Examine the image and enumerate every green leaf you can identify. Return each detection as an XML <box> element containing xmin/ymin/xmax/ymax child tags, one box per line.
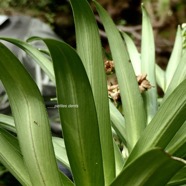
<box><xmin>0</xmin><ymin>114</ymin><xmax>16</xmax><ymax>133</ymax></box>
<box><xmin>165</xmin><ymin>26</ymin><xmax>183</xmax><ymax>91</ymax></box>
<box><xmin>165</xmin><ymin>121</ymin><xmax>186</xmax><ymax>158</ymax></box>
<box><xmin>43</xmin><ymin>39</ymin><xmax>104</xmax><ymax>186</ymax></box>
<box><xmin>52</xmin><ymin>137</ymin><xmax>70</xmax><ymax>169</ymax></box>
<box><xmin>163</xmin><ymin>50</ymin><xmax>186</xmax><ymax>101</ymax></box>
<box><xmin>0</xmin><ymin>127</ymin><xmax>20</xmax><ymax>153</ymax></box>
<box><xmin>0</xmin><ymin>115</ymin><xmax>72</xmax><ymax>173</ymax></box>
<box><xmin>167</xmin><ymin>166</ymin><xmax>186</xmax><ymax>186</ymax></box>
<box><xmin>156</xmin><ymin>64</ymin><xmax>165</xmax><ymax>92</ymax></box>
<box><xmin>0</xmin><ymin>128</ymin><xmax>73</xmax><ymax>186</ymax></box>
<box><xmin>0</xmin><ymin>163</ymin><xmax>8</xmax><ymax>176</ymax></box>
<box><xmin>122</xmin><ymin>32</ymin><xmax>165</xmax><ymax>96</ymax></box>
<box><xmin>110</xmin><ymin>148</ymin><xmax>185</xmax><ymax>186</ymax></box>
<box><xmin>0</xmin><ymin>37</ymin><xmax>55</xmax><ymax>83</ymax></box>
<box><xmin>0</xmin><ymin>128</ymin><xmax>31</xmax><ymax>186</ymax></box>
<box><xmin>59</xmin><ymin>172</ymin><xmax>74</xmax><ymax>186</ymax></box>
<box><xmin>109</xmin><ymin>100</ymin><xmax>126</xmax><ymax>143</ymax></box>
<box><xmin>69</xmin><ymin>0</ymin><xmax>115</xmax><ymax>183</ymax></box>
<box><xmin>113</xmin><ymin>141</ymin><xmax>124</xmax><ymax>176</ymax></box>
<box><xmin>126</xmin><ymin>79</ymin><xmax>186</xmax><ymax>164</ymax></box>
<box><xmin>121</xmin><ymin>32</ymin><xmax>141</xmax><ymax>75</ymax></box>
<box><xmin>141</xmin><ymin>4</ymin><xmax>158</xmax><ymax>123</ymax></box>
<box><xmin>94</xmin><ymin>1</ymin><xmax>146</xmax><ymax>152</ymax></box>
<box><xmin>0</xmin><ymin>43</ymin><xmax>62</xmax><ymax>185</ymax></box>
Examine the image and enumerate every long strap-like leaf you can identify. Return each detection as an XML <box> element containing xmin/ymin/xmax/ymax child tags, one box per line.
<box><xmin>43</xmin><ymin>39</ymin><xmax>104</xmax><ymax>186</ymax></box>
<box><xmin>0</xmin><ymin>37</ymin><xmax>55</xmax><ymax>82</ymax></box>
<box><xmin>141</xmin><ymin>4</ymin><xmax>158</xmax><ymax>123</ymax></box>
<box><xmin>111</xmin><ymin>148</ymin><xmax>185</xmax><ymax>186</ymax></box>
<box><xmin>0</xmin><ymin>116</ymin><xmax>74</xmax><ymax>186</ymax></box>
<box><xmin>126</xmin><ymin>79</ymin><xmax>186</xmax><ymax>164</ymax></box>
<box><xmin>0</xmin><ymin>43</ymin><xmax>62</xmax><ymax>185</ymax></box>
<box><xmin>69</xmin><ymin>0</ymin><xmax>115</xmax><ymax>184</ymax></box>
<box><xmin>165</xmin><ymin>26</ymin><xmax>183</xmax><ymax>91</ymax></box>
<box><xmin>0</xmin><ymin>128</ymin><xmax>31</xmax><ymax>186</ymax></box>
<box><xmin>94</xmin><ymin>1</ymin><xmax>146</xmax><ymax>152</ymax></box>
<box><xmin>167</xmin><ymin>166</ymin><xmax>186</xmax><ymax>186</ymax></box>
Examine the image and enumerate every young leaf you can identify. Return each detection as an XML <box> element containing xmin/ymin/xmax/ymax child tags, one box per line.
<box><xmin>141</xmin><ymin>4</ymin><xmax>158</xmax><ymax>123</ymax></box>
<box><xmin>165</xmin><ymin>26</ymin><xmax>183</xmax><ymax>91</ymax></box>
<box><xmin>163</xmin><ymin>50</ymin><xmax>186</xmax><ymax>101</ymax></box>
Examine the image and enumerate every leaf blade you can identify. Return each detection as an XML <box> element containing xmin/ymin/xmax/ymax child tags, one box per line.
<box><xmin>0</xmin><ymin>128</ymin><xmax>31</xmax><ymax>186</ymax></box>
<box><xmin>165</xmin><ymin>26</ymin><xmax>183</xmax><ymax>91</ymax></box>
<box><xmin>44</xmin><ymin>39</ymin><xmax>105</xmax><ymax>186</ymax></box>
<box><xmin>69</xmin><ymin>0</ymin><xmax>115</xmax><ymax>183</ymax></box>
<box><xmin>0</xmin><ymin>114</ymin><xmax>16</xmax><ymax>133</ymax></box>
<box><xmin>0</xmin><ymin>43</ymin><xmax>62</xmax><ymax>185</ymax></box>
<box><xmin>109</xmin><ymin>100</ymin><xmax>126</xmax><ymax>143</ymax></box>
<box><xmin>94</xmin><ymin>1</ymin><xmax>146</xmax><ymax>152</ymax></box>
<box><xmin>165</xmin><ymin>121</ymin><xmax>186</xmax><ymax>158</ymax></box>
<box><xmin>141</xmin><ymin>4</ymin><xmax>158</xmax><ymax>123</ymax></box>
<box><xmin>122</xmin><ymin>32</ymin><xmax>141</xmax><ymax>75</ymax></box>
<box><xmin>163</xmin><ymin>50</ymin><xmax>186</xmax><ymax>101</ymax></box>
<box><xmin>167</xmin><ymin>166</ymin><xmax>186</xmax><ymax>186</ymax></box>
<box><xmin>0</xmin><ymin>37</ymin><xmax>55</xmax><ymax>82</ymax></box>
<box><xmin>126</xmin><ymin>79</ymin><xmax>186</xmax><ymax>164</ymax></box>
<box><xmin>111</xmin><ymin>148</ymin><xmax>185</xmax><ymax>186</ymax></box>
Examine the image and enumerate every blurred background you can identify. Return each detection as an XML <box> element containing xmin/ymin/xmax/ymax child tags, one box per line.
<box><xmin>0</xmin><ymin>0</ymin><xmax>186</xmax><ymax>68</ymax></box>
<box><xmin>0</xmin><ymin>0</ymin><xmax>186</xmax><ymax>185</ymax></box>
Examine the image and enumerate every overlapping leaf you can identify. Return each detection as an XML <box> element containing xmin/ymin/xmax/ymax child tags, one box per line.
<box><xmin>0</xmin><ymin>43</ymin><xmax>62</xmax><ymax>185</ymax></box>
<box><xmin>69</xmin><ymin>0</ymin><xmax>115</xmax><ymax>183</ymax></box>
<box><xmin>0</xmin><ymin>37</ymin><xmax>55</xmax><ymax>82</ymax></box>
<box><xmin>165</xmin><ymin>26</ymin><xmax>183</xmax><ymax>91</ymax></box>
<box><xmin>43</xmin><ymin>39</ymin><xmax>104</xmax><ymax>186</ymax></box>
<box><xmin>0</xmin><ymin>128</ymin><xmax>31</xmax><ymax>186</ymax></box>
<box><xmin>126</xmin><ymin>79</ymin><xmax>186</xmax><ymax>164</ymax></box>
<box><xmin>111</xmin><ymin>148</ymin><xmax>185</xmax><ymax>186</ymax></box>
<box><xmin>141</xmin><ymin>4</ymin><xmax>158</xmax><ymax>123</ymax></box>
<box><xmin>94</xmin><ymin>0</ymin><xmax>146</xmax><ymax>153</ymax></box>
